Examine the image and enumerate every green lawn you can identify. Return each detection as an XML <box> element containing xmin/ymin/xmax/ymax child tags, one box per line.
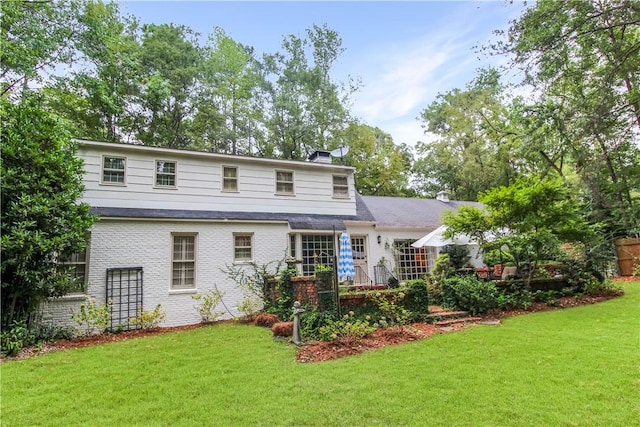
<box><xmin>2</xmin><ymin>282</ymin><xmax>639</xmax><ymax>427</ymax></box>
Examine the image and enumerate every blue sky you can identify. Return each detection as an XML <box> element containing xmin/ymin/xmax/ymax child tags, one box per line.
<box><xmin>120</xmin><ymin>1</ymin><xmax>528</xmax><ymax>147</ymax></box>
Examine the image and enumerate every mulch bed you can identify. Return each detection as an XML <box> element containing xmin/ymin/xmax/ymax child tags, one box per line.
<box><xmin>3</xmin><ymin>280</ymin><xmax>632</xmax><ymax>363</ymax></box>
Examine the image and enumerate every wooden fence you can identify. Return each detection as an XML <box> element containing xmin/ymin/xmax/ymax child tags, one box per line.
<box><xmin>615</xmin><ymin>238</ymin><xmax>640</xmax><ymax>276</ymax></box>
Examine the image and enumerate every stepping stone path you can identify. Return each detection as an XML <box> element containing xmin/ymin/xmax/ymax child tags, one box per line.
<box><xmin>426</xmin><ymin>305</ymin><xmax>501</xmax><ymax>330</ymax></box>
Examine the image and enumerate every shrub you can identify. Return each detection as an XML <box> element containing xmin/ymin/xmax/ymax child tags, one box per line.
<box><xmin>440</xmin><ymin>276</ymin><xmax>497</xmax><ymax>315</ymax></box>
<box><xmin>318</xmin><ymin>312</ymin><xmax>376</xmax><ymax>344</ymax></box>
<box><xmin>33</xmin><ymin>323</ymin><xmax>74</xmax><ymax>343</ymax></box>
<box><xmin>71</xmin><ymin>297</ymin><xmax>112</xmax><ymax>336</ymax></box>
<box><xmin>496</xmin><ymin>288</ymin><xmax>533</xmax><ymax>310</ymax></box>
<box><xmin>403</xmin><ymin>280</ymin><xmax>430</xmax><ymax>321</ymax></box>
<box><xmin>271</xmin><ymin>322</ymin><xmax>293</xmax><ymax>337</ymax></box>
<box><xmin>372</xmin><ymin>292</ymin><xmax>410</xmax><ymax>327</ymax></box>
<box><xmin>255</xmin><ymin>313</ymin><xmax>279</xmax><ymax>328</ymax></box>
<box><xmin>581</xmin><ymin>278</ymin><xmax>623</xmax><ymax>297</ymax></box>
<box><xmin>441</xmin><ymin>245</ymin><xmax>471</xmax><ymax>269</ymax></box>
<box><xmin>237</xmin><ymin>295</ymin><xmax>262</xmax><ymax>319</ymax></box>
<box><xmin>130</xmin><ymin>304</ymin><xmax>166</xmax><ymax>329</ymax></box>
<box><xmin>299</xmin><ymin>307</ymin><xmax>335</xmax><ymax>341</ymax></box>
<box><xmin>1</xmin><ymin>97</ymin><xmax>97</xmax><ymax>330</ymax></box>
<box><xmin>0</xmin><ymin>320</ymin><xmax>35</xmax><ymax>356</ymax></box>
<box><xmin>426</xmin><ymin>277</ymin><xmax>443</xmax><ymax>305</ymax></box>
<box><xmin>432</xmin><ymin>253</ymin><xmax>455</xmax><ymax>280</ymax></box>
<box><xmin>192</xmin><ymin>289</ymin><xmax>225</xmax><ymax>323</ymax></box>
<box><xmin>273</xmin><ymin>268</ymin><xmax>297</xmax><ymax>320</ymax></box>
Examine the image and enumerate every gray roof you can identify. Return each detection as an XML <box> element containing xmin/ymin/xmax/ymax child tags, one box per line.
<box><xmin>359</xmin><ymin>195</ymin><xmax>482</xmax><ymax>229</ymax></box>
<box><xmin>91</xmin><ymin>194</ymin><xmax>480</xmax><ymax>231</ymax></box>
<box><xmin>90</xmin><ymin>207</ymin><xmax>358</xmax><ymax>231</ymax></box>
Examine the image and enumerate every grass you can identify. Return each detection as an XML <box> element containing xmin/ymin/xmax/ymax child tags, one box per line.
<box><xmin>2</xmin><ymin>282</ymin><xmax>639</xmax><ymax>426</ymax></box>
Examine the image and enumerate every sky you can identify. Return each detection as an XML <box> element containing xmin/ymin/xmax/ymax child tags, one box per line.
<box><xmin>120</xmin><ymin>1</ymin><xmax>529</xmax><ymax>148</ymax></box>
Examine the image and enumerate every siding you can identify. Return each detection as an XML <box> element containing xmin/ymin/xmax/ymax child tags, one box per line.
<box><xmin>78</xmin><ymin>143</ymin><xmax>357</xmax><ymax>216</ymax></box>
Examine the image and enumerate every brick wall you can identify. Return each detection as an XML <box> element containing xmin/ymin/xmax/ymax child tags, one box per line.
<box><xmin>42</xmin><ymin>219</ymin><xmax>290</xmax><ymax>328</ymax></box>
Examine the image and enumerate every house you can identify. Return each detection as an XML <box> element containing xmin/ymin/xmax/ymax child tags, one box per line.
<box><xmin>42</xmin><ymin>140</ymin><xmax>478</xmax><ymax>329</ymax></box>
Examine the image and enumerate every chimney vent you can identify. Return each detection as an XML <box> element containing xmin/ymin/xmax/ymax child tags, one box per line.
<box><xmin>307</xmin><ymin>150</ymin><xmax>332</xmax><ymax>164</ymax></box>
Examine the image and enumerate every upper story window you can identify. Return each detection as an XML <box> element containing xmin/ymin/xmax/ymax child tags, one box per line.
<box><xmin>275</xmin><ymin>170</ymin><xmax>294</xmax><ymax>195</ymax></box>
<box><xmin>102</xmin><ymin>156</ymin><xmax>126</xmax><ymax>185</ymax></box>
<box><xmin>172</xmin><ymin>233</ymin><xmax>196</xmax><ymax>290</ymax></box>
<box><xmin>333</xmin><ymin>175</ymin><xmax>349</xmax><ymax>198</ymax></box>
<box><xmin>222</xmin><ymin>166</ymin><xmax>238</xmax><ymax>192</ymax></box>
<box><xmin>155</xmin><ymin>160</ymin><xmax>177</xmax><ymax>188</ymax></box>
<box><xmin>233</xmin><ymin>233</ymin><xmax>253</xmax><ymax>262</ymax></box>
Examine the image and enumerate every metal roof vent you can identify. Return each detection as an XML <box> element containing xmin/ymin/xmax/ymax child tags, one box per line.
<box><xmin>436</xmin><ymin>190</ymin><xmax>450</xmax><ymax>202</ymax></box>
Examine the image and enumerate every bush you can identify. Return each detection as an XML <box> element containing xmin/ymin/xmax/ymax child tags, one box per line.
<box><xmin>192</xmin><ymin>289</ymin><xmax>225</xmax><ymax>323</ymax></box>
<box><xmin>0</xmin><ymin>320</ymin><xmax>35</xmax><ymax>356</ymax></box>
<box><xmin>1</xmin><ymin>97</ymin><xmax>97</xmax><ymax>330</ymax></box>
<box><xmin>496</xmin><ymin>288</ymin><xmax>533</xmax><ymax>310</ymax></box>
<box><xmin>425</xmin><ymin>277</ymin><xmax>443</xmax><ymax>305</ymax></box>
<box><xmin>372</xmin><ymin>292</ymin><xmax>410</xmax><ymax>327</ymax></box>
<box><xmin>255</xmin><ymin>313</ymin><xmax>279</xmax><ymax>328</ymax></box>
<box><xmin>71</xmin><ymin>297</ymin><xmax>112</xmax><ymax>336</ymax></box>
<box><xmin>299</xmin><ymin>307</ymin><xmax>335</xmax><ymax>341</ymax></box>
<box><xmin>130</xmin><ymin>304</ymin><xmax>166</xmax><ymax>329</ymax></box>
<box><xmin>271</xmin><ymin>322</ymin><xmax>293</xmax><ymax>337</ymax></box>
<box><xmin>318</xmin><ymin>312</ymin><xmax>376</xmax><ymax>344</ymax></box>
<box><xmin>432</xmin><ymin>253</ymin><xmax>455</xmax><ymax>280</ymax></box>
<box><xmin>440</xmin><ymin>276</ymin><xmax>497</xmax><ymax>315</ymax></box>
<box><xmin>403</xmin><ymin>280</ymin><xmax>430</xmax><ymax>321</ymax></box>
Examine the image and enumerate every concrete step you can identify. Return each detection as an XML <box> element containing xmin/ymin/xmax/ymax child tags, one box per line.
<box><xmin>435</xmin><ymin>316</ymin><xmax>482</xmax><ymax>326</ymax></box>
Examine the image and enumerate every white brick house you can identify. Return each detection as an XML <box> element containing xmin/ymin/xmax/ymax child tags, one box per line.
<box><xmin>43</xmin><ymin>140</ymin><xmax>480</xmax><ymax>329</ymax></box>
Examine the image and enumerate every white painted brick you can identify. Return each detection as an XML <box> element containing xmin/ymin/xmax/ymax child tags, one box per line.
<box><xmin>43</xmin><ymin>219</ymin><xmax>290</xmax><ymax>328</ymax></box>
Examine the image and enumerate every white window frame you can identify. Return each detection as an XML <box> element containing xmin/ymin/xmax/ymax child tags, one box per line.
<box><xmin>275</xmin><ymin>169</ymin><xmax>295</xmax><ymax>195</ymax></box>
<box><xmin>59</xmin><ymin>243</ymin><xmax>90</xmax><ymax>294</ymax></box>
<box><xmin>171</xmin><ymin>233</ymin><xmax>197</xmax><ymax>290</ymax></box>
<box><xmin>101</xmin><ymin>155</ymin><xmax>127</xmax><ymax>185</ymax></box>
<box><xmin>222</xmin><ymin>165</ymin><xmax>238</xmax><ymax>192</ymax></box>
<box><xmin>332</xmin><ymin>174</ymin><xmax>349</xmax><ymax>198</ymax></box>
<box><xmin>233</xmin><ymin>233</ymin><xmax>254</xmax><ymax>262</ymax></box>
<box><xmin>154</xmin><ymin>160</ymin><xmax>177</xmax><ymax>188</ymax></box>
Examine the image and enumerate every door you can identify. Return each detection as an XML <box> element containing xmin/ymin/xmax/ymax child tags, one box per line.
<box><xmin>351</xmin><ymin>236</ymin><xmax>370</xmax><ymax>285</ymax></box>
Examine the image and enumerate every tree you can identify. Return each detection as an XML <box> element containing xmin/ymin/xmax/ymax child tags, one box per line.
<box><xmin>343</xmin><ymin>122</ymin><xmax>414</xmax><ymax>196</ymax></box>
<box><xmin>1</xmin><ymin>96</ymin><xmax>96</xmax><ymax>329</ymax></box>
<box><xmin>443</xmin><ymin>176</ymin><xmax>593</xmax><ymax>284</ymax></box>
<box><xmin>262</xmin><ymin>24</ymin><xmax>357</xmax><ymax>160</ymax></box>
<box><xmin>44</xmin><ymin>1</ymin><xmax>142</xmax><ymax>143</ymax></box>
<box><xmin>492</xmin><ymin>0</ymin><xmax>640</xmax><ymax>237</ymax></box>
<box><xmin>1</xmin><ymin>0</ymin><xmax>84</xmax><ymax>98</ymax></box>
<box><xmin>193</xmin><ymin>27</ymin><xmax>265</xmax><ymax>155</ymax></box>
<box><xmin>414</xmin><ymin>69</ymin><xmax>518</xmax><ymax>200</ymax></box>
<box><xmin>135</xmin><ymin>23</ymin><xmax>202</xmax><ymax>148</ymax></box>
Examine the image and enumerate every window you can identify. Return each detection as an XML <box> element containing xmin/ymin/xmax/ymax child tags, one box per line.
<box><xmin>275</xmin><ymin>170</ymin><xmax>294</xmax><ymax>195</ymax></box>
<box><xmin>300</xmin><ymin>234</ymin><xmax>334</xmax><ymax>276</ymax></box>
<box><xmin>155</xmin><ymin>160</ymin><xmax>176</xmax><ymax>187</ymax></box>
<box><xmin>59</xmin><ymin>246</ymin><xmax>89</xmax><ymax>293</ymax></box>
<box><xmin>234</xmin><ymin>233</ymin><xmax>253</xmax><ymax>262</ymax></box>
<box><xmin>393</xmin><ymin>240</ymin><xmax>429</xmax><ymax>281</ymax></box>
<box><xmin>172</xmin><ymin>234</ymin><xmax>196</xmax><ymax>289</ymax></box>
<box><xmin>333</xmin><ymin>175</ymin><xmax>349</xmax><ymax>198</ymax></box>
<box><xmin>289</xmin><ymin>234</ymin><xmax>297</xmax><ymax>258</ymax></box>
<box><xmin>102</xmin><ymin>156</ymin><xmax>126</xmax><ymax>184</ymax></box>
<box><xmin>222</xmin><ymin>166</ymin><xmax>238</xmax><ymax>192</ymax></box>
